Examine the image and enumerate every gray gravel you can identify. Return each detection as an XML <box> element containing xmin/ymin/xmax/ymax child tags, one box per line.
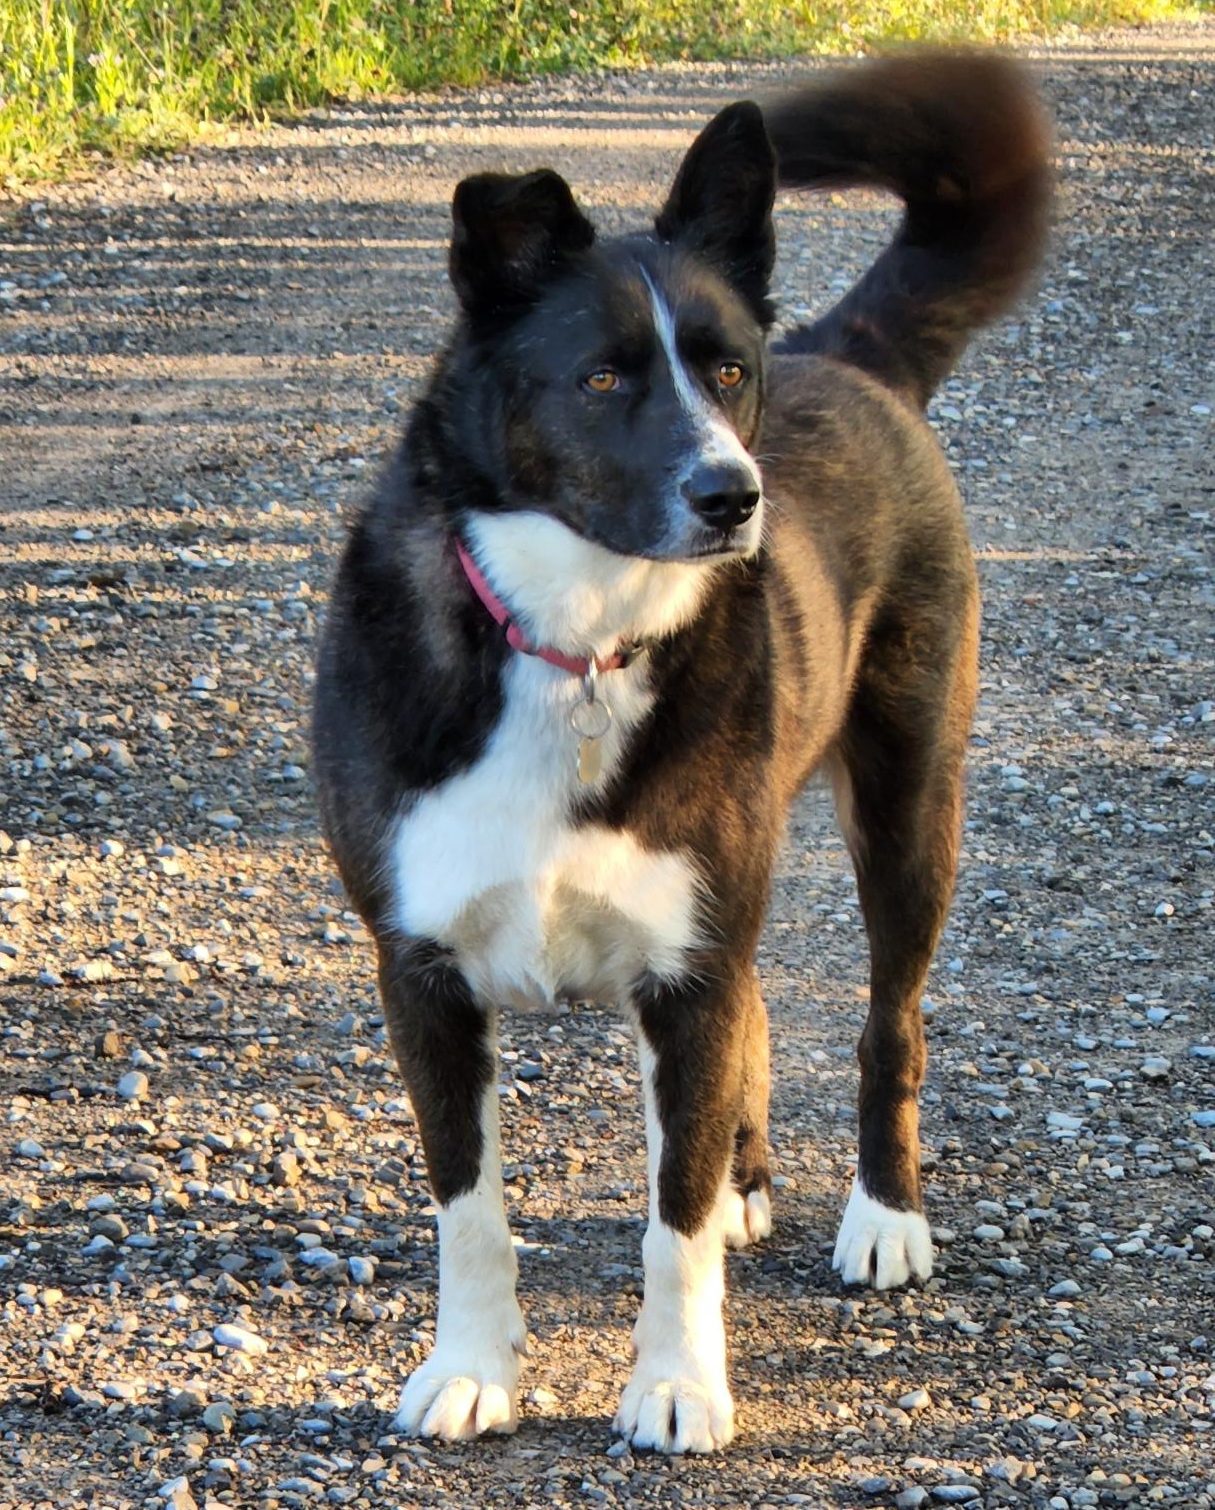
<box><xmin>1</xmin><ymin>20</ymin><xmax>1213</xmax><ymax>1509</ymax></box>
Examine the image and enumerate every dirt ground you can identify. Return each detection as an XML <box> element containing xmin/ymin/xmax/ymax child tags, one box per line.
<box><xmin>1</xmin><ymin>20</ymin><xmax>1212</xmax><ymax>1510</ymax></box>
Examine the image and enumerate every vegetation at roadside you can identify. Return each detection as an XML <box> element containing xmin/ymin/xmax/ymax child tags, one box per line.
<box><xmin>0</xmin><ymin>0</ymin><xmax>1201</xmax><ymax>184</ymax></box>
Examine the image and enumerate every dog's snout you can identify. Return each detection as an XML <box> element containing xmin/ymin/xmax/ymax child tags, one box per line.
<box><xmin>681</xmin><ymin>463</ymin><xmax>760</xmax><ymax>532</ymax></box>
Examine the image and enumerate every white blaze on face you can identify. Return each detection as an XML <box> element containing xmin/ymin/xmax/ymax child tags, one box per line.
<box><xmin>641</xmin><ymin>268</ymin><xmax>764</xmax><ymax>558</ymax></box>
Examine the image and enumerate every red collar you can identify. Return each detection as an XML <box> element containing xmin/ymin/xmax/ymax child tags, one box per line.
<box><xmin>455</xmin><ymin>536</ymin><xmax>635</xmax><ymax>676</ymax></box>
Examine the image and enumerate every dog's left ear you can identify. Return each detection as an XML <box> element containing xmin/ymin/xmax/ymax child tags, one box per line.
<box><xmin>656</xmin><ymin>101</ymin><xmax>777</xmax><ymax>321</ymax></box>
<box><xmin>450</xmin><ymin>169</ymin><xmax>596</xmax><ymax>324</ymax></box>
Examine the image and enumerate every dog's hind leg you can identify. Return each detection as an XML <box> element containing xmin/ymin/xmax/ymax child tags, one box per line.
<box><xmin>377</xmin><ymin>939</ymin><xmax>527</xmax><ymax>1439</ymax></box>
<box><xmin>723</xmin><ymin>972</ymin><xmax>773</xmax><ymax>1249</ymax></box>
<box><xmin>830</xmin><ymin>582</ymin><xmax>979</xmax><ymax>1290</ymax></box>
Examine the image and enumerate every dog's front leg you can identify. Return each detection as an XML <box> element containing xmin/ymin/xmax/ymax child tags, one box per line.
<box><xmin>377</xmin><ymin>939</ymin><xmax>526</xmax><ymax>1439</ymax></box>
<box><xmin>616</xmin><ymin>976</ymin><xmax>746</xmax><ymax>1453</ymax></box>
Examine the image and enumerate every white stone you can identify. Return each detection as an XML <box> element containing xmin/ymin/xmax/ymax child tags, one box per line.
<box><xmin>117</xmin><ymin>1070</ymin><xmax>149</xmax><ymax>1101</ymax></box>
<box><xmin>213</xmin><ymin>1323</ymin><xmax>268</xmax><ymax>1355</ymax></box>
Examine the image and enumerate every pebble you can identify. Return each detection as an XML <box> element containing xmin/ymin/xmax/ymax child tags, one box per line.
<box><xmin>116</xmin><ymin>1070</ymin><xmax>149</xmax><ymax>1101</ymax></box>
<box><xmin>158</xmin><ymin>1478</ymin><xmax>198</xmax><ymax>1510</ymax></box>
<box><xmin>897</xmin><ymin>1492</ymin><xmax>930</xmax><ymax>1509</ymax></box>
<box><xmin>347</xmin><ymin>1256</ymin><xmax>376</xmax><ymax>1285</ymax></box>
<box><xmin>1049</xmin><ymin>1279</ymin><xmax>1082</xmax><ymax>1297</ymax></box>
<box><xmin>213</xmin><ymin>1323</ymin><xmax>268</xmax><ymax>1355</ymax></box>
<box><xmin>931</xmin><ymin>1490</ymin><xmax>980</xmax><ymax>1505</ymax></box>
<box><xmin>198</xmin><ymin>1401</ymin><xmax>235</xmax><ymax>1434</ymax></box>
<box><xmin>898</xmin><ymin>1388</ymin><xmax>932</xmax><ymax>1411</ymax></box>
<box><xmin>166</xmin><ymin>1383</ymin><xmax>205</xmax><ymax>1419</ymax></box>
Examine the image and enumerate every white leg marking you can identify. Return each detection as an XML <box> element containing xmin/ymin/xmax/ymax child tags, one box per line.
<box><xmin>395</xmin><ymin>1081</ymin><xmax>527</xmax><ymax>1439</ymax></box>
<box><xmin>722</xmin><ymin>1187</ymin><xmax>772</xmax><ymax>1251</ymax></box>
<box><xmin>832</xmin><ymin>1175</ymin><xmax>934</xmax><ymax>1290</ymax></box>
<box><xmin>615</xmin><ymin>1039</ymin><xmax>734</xmax><ymax>1453</ymax></box>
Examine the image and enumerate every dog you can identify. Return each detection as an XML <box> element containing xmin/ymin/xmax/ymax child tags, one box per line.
<box><xmin>312</xmin><ymin>51</ymin><xmax>1050</xmax><ymax>1453</ymax></box>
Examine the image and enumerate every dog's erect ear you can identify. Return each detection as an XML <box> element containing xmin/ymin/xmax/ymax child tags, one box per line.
<box><xmin>655</xmin><ymin>101</ymin><xmax>777</xmax><ymax>320</ymax></box>
<box><xmin>450</xmin><ymin>169</ymin><xmax>595</xmax><ymax>322</ymax></box>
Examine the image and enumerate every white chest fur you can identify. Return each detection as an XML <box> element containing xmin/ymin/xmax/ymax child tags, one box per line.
<box><xmin>389</xmin><ymin>646</ymin><xmax>701</xmax><ymax>1011</ymax></box>
<box><xmin>388</xmin><ymin>512</ymin><xmax>714</xmax><ymax>1011</ymax></box>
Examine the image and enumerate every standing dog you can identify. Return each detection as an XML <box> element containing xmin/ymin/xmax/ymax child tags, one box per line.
<box><xmin>312</xmin><ymin>52</ymin><xmax>1050</xmax><ymax>1452</ymax></box>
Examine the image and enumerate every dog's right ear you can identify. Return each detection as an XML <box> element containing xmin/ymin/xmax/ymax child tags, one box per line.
<box><xmin>450</xmin><ymin>169</ymin><xmax>595</xmax><ymax>323</ymax></box>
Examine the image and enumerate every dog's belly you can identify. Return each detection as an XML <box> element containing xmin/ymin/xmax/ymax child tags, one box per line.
<box><xmin>387</xmin><ymin>656</ymin><xmax>701</xmax><ymax>1010</ymax></box>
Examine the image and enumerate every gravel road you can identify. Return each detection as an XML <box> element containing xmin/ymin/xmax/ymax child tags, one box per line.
<box><xmin>1</xmin><ymin>20</ymin><xmax>1213</xmax><ymax>1509</ymax></box>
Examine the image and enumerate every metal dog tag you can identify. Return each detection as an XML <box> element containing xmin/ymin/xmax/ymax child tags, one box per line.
<box><xmin>571</xmin><ymin>670</ymin><xmax>612</xmax><ymax>785</ymax></box>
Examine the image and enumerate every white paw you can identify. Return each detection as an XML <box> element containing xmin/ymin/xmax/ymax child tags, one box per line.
<box><xmin>394</xmin><ymin>1327</ymin><xmax>525</xmax><ymax>1440</ymax></box>
<box><xmin>723</xmin><ymin>1187</ymin><xmax>772</xmax><ymax>1250</ymax></box>
<box><xmin>832</xmin><ymin>1176</ymin><xmax>933</xmax><ymax>1289</ymax></box>
<box><xmin>615</xmin><ymin>1368</ymin><xmax>735</xmax><ymax>1453</ymax></box>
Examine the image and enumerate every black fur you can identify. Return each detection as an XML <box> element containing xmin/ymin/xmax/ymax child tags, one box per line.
<box><xmin>313</xmin><ymin>50</ymin><xmax>1050</xmax><ymax>1353</ymax></box>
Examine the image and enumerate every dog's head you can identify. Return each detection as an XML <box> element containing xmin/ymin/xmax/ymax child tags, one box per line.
<box><xmin>445</xmin><ymin>102</ymin><xmax>777</xmax><ymax>565</ymax></box>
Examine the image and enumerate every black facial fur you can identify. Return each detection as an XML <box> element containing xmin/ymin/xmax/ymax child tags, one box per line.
<box><xmin>442</xmin><ymin>240</ymin><xmax>767</xmax><ymax>560</ymax></box>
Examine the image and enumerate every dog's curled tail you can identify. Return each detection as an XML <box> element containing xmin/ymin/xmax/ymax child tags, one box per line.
<box><xmin>763</xmin><ymin>51</ymin><xmax>1052</xmax><ymax>409</ymax></box>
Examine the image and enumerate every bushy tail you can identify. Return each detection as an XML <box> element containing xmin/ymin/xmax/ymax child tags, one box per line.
<box><xmin>762</xmin><ymin>51</ymin><xmax>1052</xmax><ymax>409</ymax></box>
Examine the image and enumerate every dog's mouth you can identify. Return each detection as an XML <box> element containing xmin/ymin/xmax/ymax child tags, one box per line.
<box><xmin>653</xmin><ymin>517</ymin><xmax>765</xmax><ymax>565</ymax></box>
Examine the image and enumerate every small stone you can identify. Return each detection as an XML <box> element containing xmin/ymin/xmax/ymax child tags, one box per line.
<box><xmin>898</xmin><ymin>1388</ymin><xmax>932</xmax><ymax>1411</ymax></box>
<box><xmin>1192</xmin><ymin>1110</ymin><xmax>1215</xmax><ymax>1129</ymax></box>
<box><xmin>897</xmin><ymin>1492</ymin><xmax>930</xmax><ymax>1510</ymax></box>
<box><xmin>860</xmin><ymin>1478</ymin><xmax>893</xmax><ymax>1496</ymax></box>
<box><xmin>272</xmin><ymin>1151</ymin><xmax>300</xmax><ymax>1187</ymax></box>
<box><xmin>213</xmin><ymin>1323</ymin><xmax>268</xmax><ymax>1355</ymax></box>
<box><xmin>931</xmin><ymin>1490</ymin><xmax>980</xmax><ymax>1505</ymax></box>
<box><xmin>16</xmin><ymin>1138</ymin><xmax>43</xmax><ymax>1160</ymax></box>
<box><xmin>202</xmin><ymin>1401</ymin><xmax>235</xmax><ymax>1433</ymax></box>
<box><xmin>158</xmin><ymin>1477</ymin><xmax>197</xmax><ymax>1510</ymax></box>
<box><xmin>347</xmin><ymin>1256</ymin><xmax>375</xmax><ymax>1286</ymax></box>
<box><xmin>1048</xmin><ymin>1279</ymin><xmax>1081</xmax><ymax>1298</ymax></box>
<box><xmin>167</xmin><ymin>1388</ymin><xmax>206</xmax><ymax>1419</ymax></box>
<box><xmin>973</xmin><ymin>1224</ymin><xmax>1004</xmax><ymax>1241</ymax></box>
<box><xmin>116</xmin><ymin>1070</ymin><xmax>149</xmax><ymax>1101</ymax></box>
<box><xmin>1140</xmin><ymin>1057</ymin><xmax>1171</xmax><ymax>1079</ymax></box>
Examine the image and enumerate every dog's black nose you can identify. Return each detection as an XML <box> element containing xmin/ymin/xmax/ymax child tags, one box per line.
<box><xmin>682</xmin><ymin>463</ymin><xmax>760</xmax><ymax>532</ymax></box>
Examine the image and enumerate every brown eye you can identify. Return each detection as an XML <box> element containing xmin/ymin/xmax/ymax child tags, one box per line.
<box><xmin>584</xmin><ymin>369</ymin><xmax>620</xmax><ymax>394</ymax></box>
<box><xmin>718</xmin><ymin>362</ymin><xmax>746</xmax><ymax>389</ymax></box>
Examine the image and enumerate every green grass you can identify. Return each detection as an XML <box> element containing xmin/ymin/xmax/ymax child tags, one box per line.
<box><xmin>0</xmin><ymin>0</ymin><xmax>1201</xmax><ymax>184</ymax></box>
